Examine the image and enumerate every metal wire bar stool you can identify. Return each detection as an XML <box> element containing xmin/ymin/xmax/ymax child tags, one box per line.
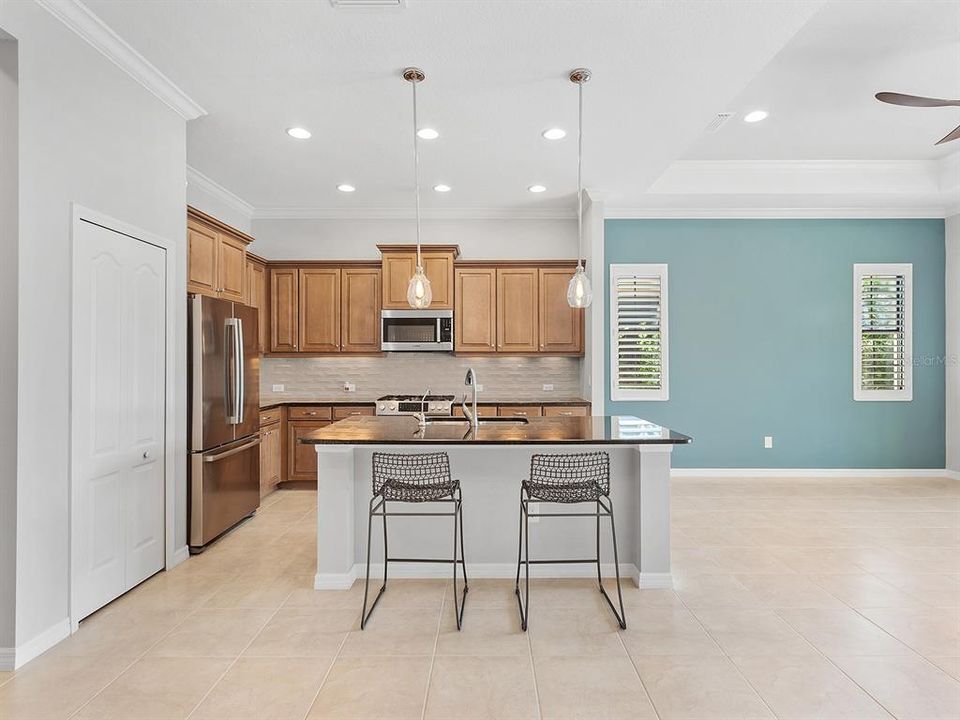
<box><xmin>514</xmin><ymin>451</ymin><xmax>626</xmax><ymax>631</ymax></box>
<box><xmin>361</xmin><ymin>452</ymin><xmax>468</xmax><ymax>630</ymax></box>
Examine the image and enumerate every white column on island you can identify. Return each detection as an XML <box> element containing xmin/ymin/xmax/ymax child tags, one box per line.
<box><xmin>314</xmin><ymin>446</ymin><xmax>357</xmax><ymax>590</ymax></box>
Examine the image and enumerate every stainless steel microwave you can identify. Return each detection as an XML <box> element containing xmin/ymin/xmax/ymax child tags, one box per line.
<box><xmin>381</xmin><ymin>309</ymin><xmax>453</xmax><ymax>352</ymax></box>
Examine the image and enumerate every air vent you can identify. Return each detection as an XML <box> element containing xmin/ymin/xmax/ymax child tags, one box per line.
<box><xmin>330</xmin><ymin>0</ymin><xmax>406</xmax><ymax>7</ymax></box>
<box><xmin>704</xmin><ymin>112</ymin><xmax>734</xmax><ymax>133</ymax></box>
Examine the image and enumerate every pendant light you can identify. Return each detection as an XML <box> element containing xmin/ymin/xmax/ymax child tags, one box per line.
<box><xmin>404</xmin><ymin>67</ymin><xmax>432</xmax><ymax>309</ymax></box>
<box><xmin>567</xmin><ymin>68</ymin><xmax>593</xmax><ymax>309</ymax></box>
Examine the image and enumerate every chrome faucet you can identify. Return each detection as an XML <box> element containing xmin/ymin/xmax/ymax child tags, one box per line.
<box><xmin>415</xmin><ymin>388</ymin><xmax>430</xmax><ymax>428</ymax></box>
<box><xmin>462</xmin><ymin>368</ymin><xmax>478</xmax><ymax>429</ymax></box>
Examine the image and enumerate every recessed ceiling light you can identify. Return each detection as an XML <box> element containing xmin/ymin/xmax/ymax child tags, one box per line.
<box><xmin>743</xmin><ymin>110</ymin><xmax>768</xmax><ymax>123</ymax></box>
<box><xmin>337</xmin><ymin>184</ymin><xmax>356</xmax><ymax>193</ymax></box>
<box><xmin>433</xmin><ymin>184</ymin><xmax>451</xmax><ymax>193</ymax></box>
<box><xmin>417</xmin><ymin>128</ymin><xmax>439</xmax><ymax>140</ymax></box>
<box><xmin>528</xmin><ymin>184</ymin><xmax>547</xmax><ymax>193</ymax></box>
<box><xmin>286</xmin><ymin>127</ymin><xmax>312</xmax><ymax>139</ymax></box>
<box><xmin>542</xmin><ymin>128</ymin><xmax>566</xmax><ymax>140</ymax></box>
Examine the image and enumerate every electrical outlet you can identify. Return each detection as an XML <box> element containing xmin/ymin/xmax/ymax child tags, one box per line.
<box><xmin>476</xmin><ymin>384</ymin><xmax>484</xmax><ymax>392</ymax></box>
<box><xmin>542</xmin><ymin>383</ymin><xmax>554</xmax><ymax>392</ymax></box>
<box><xmin>343</xmin><ymin>382</ymin><xmax>356</xmax><ymax>393</ymax></box>
<box><xmin>528</xmin><ymin>502</ymin><xmax>540</xmax><ymax>523</ymax></box>
<box><xmin>271</xmin><ymin>384</ymin><xmax>285</xmax><ymax>393</ymax></box>
<box><xmin>764</xmin><ymin>436</ymin><xmax>774</xmax><ymax>449</ymax></box>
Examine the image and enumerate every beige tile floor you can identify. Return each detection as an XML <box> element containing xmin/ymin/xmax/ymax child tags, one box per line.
<box><xmin>0</xmin><ymin>477</ymin><xmax>958</xmax><ymax>719</ymax></box>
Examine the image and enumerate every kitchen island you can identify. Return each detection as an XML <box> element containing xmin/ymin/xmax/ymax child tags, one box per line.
<box><xmin>302</xmin><ymin>415</ymin><xmax>691</xmax><ymax>590</ymax></box>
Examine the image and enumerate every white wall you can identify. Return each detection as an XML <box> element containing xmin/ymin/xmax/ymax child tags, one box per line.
<box><xmin>250</xmin><ymin>217</ymin><xmax>577</xmax><ymax>260</ymax></box>
<box><xmin>0</xmin><ymin>35</ymin><xmax>18</xmax><ymax>656</ymax></box>
<box><xmin>0</xmin><ymin>2</ymin><xmax>187</xmax><ymax>663</ymax></box>
<box><xmin>947</xmin><ymin>214</ymin><xmax>959</xmax><ymax>474</ymax></box>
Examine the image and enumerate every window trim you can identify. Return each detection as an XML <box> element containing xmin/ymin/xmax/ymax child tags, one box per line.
<box><xmin>609</xmin><ymin>263</ymin><xmax>669</xmax><ymax>402</ymax></box>
<box><xmin>853</xmin><ymin>263</ymin><xmax>913</xmax><ymax>402</ymax></box>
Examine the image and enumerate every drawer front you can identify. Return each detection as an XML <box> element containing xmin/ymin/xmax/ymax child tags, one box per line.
<box><xmin>542</xmin><ymin>405</ymin><xmax>589</xmax><ymax>417</ymax></box>
<box><xmin>332</xmin><ymin>405</ymin><xmax>375</xmax><ymax>421</ymax></box>
<box><xmin>287</xmin><ymin>405</ymin><xmax>333</xmax><ymax>421</ymax></box>
<box><xmin>259</xmin><ymin>408</ymin><xmax>282</xmax><ymax>426</ymax></box>
<box><xmin>498</xmin><ymin>405</ymin><xmax>543</xmax><ymax>417</ymax></box>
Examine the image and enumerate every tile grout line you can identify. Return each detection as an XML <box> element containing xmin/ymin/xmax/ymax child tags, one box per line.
<box><xmin>418</xmin><ymin>581</ymin><xmax>447</xmax><ymax>720</ymax></box>
<box><xmin>64</xmin><ymin>598</ymin><xmax>214</xmax><ymax>720</ymax></box>
<box><xmin>183</xmin><ymin>589</ymin><xmax>295</xmax><ymax>720</ymax></box>
<box><xmin>674</xmin><ymin>587</ymin><xmax>782</xmax><ymax>720</ymax></box>
<box><xmin>614</xmin><ymin>598</ymin><xmax>664</xmax><ymax>720</ymax></box>
<box><xmin>299</xmin><ymin>615</ymin><xmax>353</xmax><ymax>720</ymax></box>
<box><xmin>525</xmin><ymin>596</ymin><xmax>544</xmax><ymax>720</ymax></box>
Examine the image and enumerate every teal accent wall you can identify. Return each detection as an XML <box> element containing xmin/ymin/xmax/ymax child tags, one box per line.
<box><xmin>604</xmin><ymin>219</ymin><xmax>946</xmax><ymax>469</ymax></box>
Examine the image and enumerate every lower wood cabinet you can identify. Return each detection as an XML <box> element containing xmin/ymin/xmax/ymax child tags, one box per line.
<box><xmin>452</xmin><ymin>404</ymin><xmax>498</xmax><ymax>417</ymax></box>
<box><xmin>498</xmin><ymin>404</ymin><xmax>543</xmax><ymax>417</ymax></box>
<box><xmin>287</xmin><ymin>420</ymin><xmax>330</xmax><ymax>481</ymax></box>
<box><xmin>542</xmin><ymin>405</ymin><xmax>589</xmax><ymax>417</ymax></box>
<box><xmin>259</xmin><ymin>422</ymin><xmax>282</xmax><ymax>497</ymax></box>
<box><xmin>332</xmin><ymin>405</ymin><xmax>375</xmax><ymax>420</ymax></box>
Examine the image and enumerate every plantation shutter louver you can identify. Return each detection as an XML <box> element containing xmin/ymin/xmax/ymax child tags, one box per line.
<box><xmin>611</xmin><ymin>265</ymin><xmax>669</xmax><ymax>401</ymax></box>
<box><xmin>854</xmin><ymin>264</ymin><xmax>912</xmax><ymax>402</ymax></box>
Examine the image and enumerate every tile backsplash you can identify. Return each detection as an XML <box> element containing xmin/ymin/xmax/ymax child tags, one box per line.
<box><xmin>261</xmin><ymin>355</ymin><xmax>583</xmax><ymax>403</ymax></box>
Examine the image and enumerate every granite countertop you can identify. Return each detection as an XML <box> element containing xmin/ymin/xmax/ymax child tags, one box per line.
<box><xmin>260</xmin><ymin>397</ymin><xmax>591</xmax><ymax>410</ymax></box>
<box><xmin>299</xmin><ymin>415</ymin><xmax>692</xmax><ymax>446</ymax></box>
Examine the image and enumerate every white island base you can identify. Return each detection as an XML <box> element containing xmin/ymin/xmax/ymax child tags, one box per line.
<box><xmin>313</xmin><ymin>443</ymin><xmax>674</xmax><ymax>591</ymax></box>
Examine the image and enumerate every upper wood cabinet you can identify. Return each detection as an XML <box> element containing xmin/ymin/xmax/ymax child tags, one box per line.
<box><xmin>299</xmin><ymin>268</ymin><xmax>341</xmax><ymax>353</ymax></box>
<box><xmin>378</xmin><ymin>245</ymin><xmax>458</xmax><ymax>309</ymax></box>
<box><xmin>341</xmin><ymin>267</ymin><xmax>381</xmax><ymax>353</ymax></box>
<box><xmin>454</xmin><ymin>267</ymin><xmax>497</xmax><ymax>353</ymax></box>
<box><xmin>270</xmin><ymin>268</ymin><xmax>299</xmax><ymax>352</ymax></box>
<box><xmin>245</xmin><ymin>256</ymin><xmax>268</xmax><ymax>352</ymax></box>
<box><xmin>496</xmin><ymin>267</ymin><xmax>539</xmax><ymax>352</ymax></box>
<box><xmin>539</xmin><ymin>267</ymin><xmax>583</xmax><ymax>353</ymax></box>
<box><xmin>186</xmin><ymin>207</ymin><xmax>253</xmax><ymax>301</ymax></box>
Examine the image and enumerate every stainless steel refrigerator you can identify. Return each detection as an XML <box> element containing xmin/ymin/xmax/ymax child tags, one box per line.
<box><xmin>188</xmin><ymin>295</ymin><xmax>260</xmax><ymax>551</ymax></box>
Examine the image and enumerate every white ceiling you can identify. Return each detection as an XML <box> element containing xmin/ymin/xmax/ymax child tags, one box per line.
<box><xmin>685</xmin><ymin>0</ymin><xmax>960</xmax><ymax>161</ymax></box>
<box><xmin>81</xmin><ymin>0</ymin><xmax>959</xmax><ymax>215</ymax></box>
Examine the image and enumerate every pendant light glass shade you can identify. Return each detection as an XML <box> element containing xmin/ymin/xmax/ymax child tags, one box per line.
<box><xmin>567</xmin><ymin>264</ymin><xmax>592</xmax><ymax>308</ymax></box>
<box><xmin>567</xmin><ymin>68</ymin><xmax>593</xmax><ymax>309</ymax></box>
<box><xmin>407</xmin><ymin>265</ymin><xmax>433</xmax><ymax>309</ymax></box>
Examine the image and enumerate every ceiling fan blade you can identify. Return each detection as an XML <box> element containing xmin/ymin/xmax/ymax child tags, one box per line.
<box><xmin>876</xmin><ymin>92</ymin><xmax>960</xmax><ymax>107</ymax></box>
<box><xmin>936</xmin><ymin>124</ymin><xmax>960</xmax><ymax>145</ymax></box>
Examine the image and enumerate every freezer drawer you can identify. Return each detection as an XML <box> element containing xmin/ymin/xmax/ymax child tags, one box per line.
<box><xmin>189</xmin><ymin>435</ymin><xmax>261</xmax><ymax>549</ymax></box>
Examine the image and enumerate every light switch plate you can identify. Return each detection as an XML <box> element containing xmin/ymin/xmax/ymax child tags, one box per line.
<box><xmin>764</xmin><ymin>436</ymin><xmax>774</xmax><ymax>449</ymax></box>
<box><xmin>272</xmin><ymin>384</ymin><xmax>285</xmax><ymax>393</ymax></box>
<box><xmin>542</xmin><ymin>384</ymin><xmax>554</xmax><ymax>392</ymax></box>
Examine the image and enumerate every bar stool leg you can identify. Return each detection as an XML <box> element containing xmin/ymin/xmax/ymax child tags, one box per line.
<box><xmin>595</xmin><ymin>499</ymin><xmax>603</xmax><ymax>589</ymax></box>
<box><xmin>361</xmin><ymin>496</ymin><xmax>386</xmax><ymax>629</ymax></box>
<box><xmin>514</xmin><ymin>489</ymin><xmax>531</xmax><ymax>632</ymax></box>
<box><xmin>597</xmin><ymin>497</ymin><xmax>627</xmax><ymax>630</ymax></box>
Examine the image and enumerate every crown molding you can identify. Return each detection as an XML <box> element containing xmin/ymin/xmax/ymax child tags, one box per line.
<box><xmin>37</xmin><ymin>0</ymin><xmax>206</xmax><ymax>120</ymax></box>
<box><xmin>251</xmin><ymin>206</ymin><xmax>576</xmax><ymax>221</ymax></box>
<box><xmin>186</xmin><ymin>166</ymin><xmax>254</xmax><ymax>218</ymax></box>
<box><xmin>605</xmin><ymin>207</ymin><xmax>950</xmax><ymax>219</ymax></box>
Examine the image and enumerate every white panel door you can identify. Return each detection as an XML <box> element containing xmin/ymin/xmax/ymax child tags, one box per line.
<box><xmin>73</xmin><ymin>219</ymin><xmax>166</xmax><ymax>620</ymax></box>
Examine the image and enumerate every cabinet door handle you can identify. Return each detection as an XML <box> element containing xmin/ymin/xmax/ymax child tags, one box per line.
<box><xmin>304</xmin><ymin>411</ymin><xmax>317</xmax><ymax>416</ymax></box>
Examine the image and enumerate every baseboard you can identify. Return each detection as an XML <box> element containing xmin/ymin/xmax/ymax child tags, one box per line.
<box><xmin>318</xmin><ymin>562</ymin><xmax>644</xmax><ymax>587</ymax></box>
<box><xmin>11</xmin><ymin>618</ymin><xmax>71</xmax><ymax>669</ymax></box>
<box><xmin>671</xmin><ymin>468</ymin><xmax>954</xmax><ymax>479</ymax></box>
<box><xmin>946</xmin><ymin>469</ymin><xmax>960</xmax><ymax>481</ymax></box>
<box><xmin>169</xmin><ymin>545</ymin><xmax>190</xmax><ymax>569</ymax></box>
<box><xmin>0</xmin><ymin>647</ymin><xmax>14</xmax><ymax>672</ymax></box>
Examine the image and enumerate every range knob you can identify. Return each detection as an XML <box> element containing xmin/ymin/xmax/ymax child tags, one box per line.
<box><xmin>377</xmin><ymin>402</ymin><xmax>386</xmax><ymax>412</ymax></box>
<box><xmin>389</xmin><ymin>402</ymin><xmax>397</xmax><ymax>411</ymax></box>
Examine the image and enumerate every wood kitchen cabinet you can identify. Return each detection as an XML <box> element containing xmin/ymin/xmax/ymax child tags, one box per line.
<box><xmin>341</xmin><ymin>267</ymin><xmax>381</xmax><ymax>352</ymax></box>
<box><xmin>259</xmin><ymin>422</ymin><xmax>282</xmax><ymax>497</ymax></box>
<box><xmin>542</xmin><ymin>405</ymin><xmax>589</xmax><ymax>417</ymax></box>
<box><xmin>539</xmin><ymin>267</ymin><xmax>583</xmax><ymax>353</ymax></box>
<box><xmin>299</xmin><ymin>268</ymin><xmax>341</xmax><ymax>353</ymax></box>
<box><xmin>378</xmin><ymin>245</ymin><xmax>458</xmax><ymax>309</ymax></box>
<box><xmin>287</xmin><ymin>420</ymin><xmax>329</xmax><ymax>481</ymax></box>
<box><xmin>270</xmin><ymin>268</ymin><xmax>299</xmax><ymax>352</ymax></box>
<box><xmin>496</xmin><ymin>267</ymin><xmax>539</xmax><ymax>352</ymax></box>
<box><xmin>454</xmin><ymin>267</ymin><xmax>497</xmax><ymax>352</ymax></box>
<box><xmin>187</xmin><ymin>207</ymin><xmax>252</xmax><ymax>301</ymax></box>
<box><xmin>498</xmin><ymin>404</ymin><xmax>543</xmax><ymax>417</ymax></box>
<box><xmin>245</xmin><ymin>255</ymin><xmax>268</xmax><ymax>352</ymax></box>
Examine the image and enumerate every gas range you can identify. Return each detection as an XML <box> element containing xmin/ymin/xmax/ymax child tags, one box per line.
<box><xmin>376</xmin><ymin>394</ymin><xmax>456</xmax><ymax>416</ymax></box>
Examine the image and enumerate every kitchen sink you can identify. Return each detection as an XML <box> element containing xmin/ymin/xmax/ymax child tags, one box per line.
<box><xmin>422</xmin><ymin>416</ymin><xmax>529</xmax><ymax>425</ymax></box>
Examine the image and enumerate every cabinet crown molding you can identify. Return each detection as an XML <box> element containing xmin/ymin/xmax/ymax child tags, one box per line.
<box><xmin>377</xmin><ymin>244</ymin><xmax>461</xmax><ymax>259</ymax></box>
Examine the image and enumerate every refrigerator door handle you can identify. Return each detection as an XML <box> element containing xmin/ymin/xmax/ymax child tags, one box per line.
<box><xmin>236</xmin><ymin>316</ymin><xmax>245</xmax><ymax>425</ymax></box>
<box><xmin>202</xmin><ymin>436</ymin><xmax>261</xmax><ymax>462</ymax></box>
<box><xmin>224</xmin><ymin>318</ymin><xmax>241</xmax><ymax>425</ymax></box>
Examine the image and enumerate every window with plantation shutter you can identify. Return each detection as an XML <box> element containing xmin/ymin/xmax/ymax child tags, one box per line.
<box><xmin>610</xmin><ymin>264</ymin><xmax>669</xmax><ymax>401</ymax></box>
<box><xmin>854</xmin><ymin>263</ymin><xmax>913</xmax><ymax>402</ymax></box>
